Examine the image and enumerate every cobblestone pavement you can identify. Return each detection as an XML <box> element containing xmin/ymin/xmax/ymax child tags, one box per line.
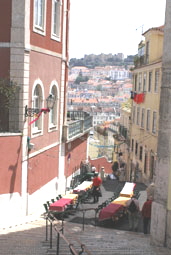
<box><xmin>0</xmin><ymin>216</ymin><xmax>170</xmax><ymax>255</ymax></box>
<box><xmin>0</xmin><ymin>180</ymin><xmax>170</xmax><ymax>255</ymax></box>
<box><xmin>66</xmin><ymin>179</ymin><xmax>147</xmax><ymax>232</ymax></box>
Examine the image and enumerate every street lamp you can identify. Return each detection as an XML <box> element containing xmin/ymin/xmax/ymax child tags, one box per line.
<box><xmin>25</xmin><ymin>94</ymin><xmax>56</xmax><ymax>117</ymax></box>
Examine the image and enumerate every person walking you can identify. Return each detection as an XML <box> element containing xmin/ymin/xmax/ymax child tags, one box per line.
<box><xmin>141</xmin><ymin>196</ymin><xmax>153</xmax><ymax>234</ymax></box>
<box><xmin>126</xmin><ymin>195</ymin><xmax>140</xmax><ymax>231</ymax></box>
<box><xmin>146</xmin><ymin>183</ymin><xmax>155</xmax><ymax>200</ymax></box>
<box><xmin>91</xmin><ymin>165</ymin><xmax>96</xmax><ymax>173</ymax></box>
<box><xmin>92</xmin><ymin>173</ymin><xmax>102</xmax><ymax>203</ymax></box>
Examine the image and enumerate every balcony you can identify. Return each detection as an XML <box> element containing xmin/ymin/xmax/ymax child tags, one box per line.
<box><xmin>62</xmin><ymin>111</ymin><xmax>93</xmax><ymax>142</ymax></box>
<box><xmin>134</xmin><ymin>55</ymin><xmax>149</xmax><ymax>68</ymax></box>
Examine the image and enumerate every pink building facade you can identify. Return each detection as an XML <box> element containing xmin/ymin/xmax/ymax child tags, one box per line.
<box><xmin>0</xmin><ymin>0</ymin><xmax>92</xmax><ymax>228</ymax></box>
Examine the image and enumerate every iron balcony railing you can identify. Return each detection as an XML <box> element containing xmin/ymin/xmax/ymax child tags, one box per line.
<box><xmin>62</xmin><ymin>111</ymin><xmax>93</xmax><ymax>142</ymax></box>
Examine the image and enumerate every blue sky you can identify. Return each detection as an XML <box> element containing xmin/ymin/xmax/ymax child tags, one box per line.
<box><xmin>69</xmin><ymin>0</ymin><xmax>166</xmax><ymax>59</ymax></box>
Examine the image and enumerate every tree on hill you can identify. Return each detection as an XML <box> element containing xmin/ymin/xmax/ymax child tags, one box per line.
<box><xmin>75</xmin><ymin>75</ymin><xmax>89</xmax><ymax>84</ymax></box>
<box><xmin>96</xmin><ymin>84</ymin><xmax>103</xmax><ymax>91</ymax></box>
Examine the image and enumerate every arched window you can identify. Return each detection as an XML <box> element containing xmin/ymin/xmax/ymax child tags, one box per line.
<box><xmin>32</xmin><ymin>80</ymin><xmax>44</xmax><ymax>134</ymax></box>
<box><xmin>49</xmin><ymin>82</ymin><xmax>59</xmax><ymax>130</ymax></box>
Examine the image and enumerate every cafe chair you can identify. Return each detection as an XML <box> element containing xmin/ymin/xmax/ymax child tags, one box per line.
<box><xmin>113</xmin><ymin>192</ymin><xmax>119</xmax><ymax>200</ymax></box>
<box><xmin>102</xmin><ymin>202</ymin><xmax>107</xmax><ymax>208</ymax></box>
<box><xmin>137</xmin><ymin>193</ymin><xmax>140</xmax><ymax>199</ymax></box>
<box><xmin>43</xmin><ymin>203</ymin><xmax>54</xmax><ymax>220</ymax></box>
<box><xmin>43</xmin><ymin>203</ymin><xmax>49</xmax><ymax>213</ymax></box>
<box><xmin>53</xmin><ymin>211</ymin><xmax>64</xmax><ymax>220</ymax></box>
<box><xmin>65</xmin><ymin>204</ymin><xmax>76</xmax><ymax>215</ymax></box>
<box><xmin>51</xmin><ymin>199</ymin><xmax>55</xmax><ymax>203</ymax></box>
<box><xmin>47</xmin><ymin>201</ymin><xmax>50</xmax><ymax>207</ymax></box>
<box><xmin>80</xmin><ymin>191</ymin><xmax>90</xmax><ymax>204</ymax></box>
<box><xmin>74</xmin><ymin>200</ymin><xmax>80</xmax><ymax>210</ymax></box>
<box><xmin>109</xmin><ymin>196</ymin><xmax>115</xmax><ymax>202</ymax></box>
<box><xmin>133</xmin><ymin>190</ymin><xmax>140</xmax><ymax>199</ymax></box>
<box><xmin>97</xmin><ymin>204</ymin><xmax>103</xmax><ymax>212</ymax></box>
<box><xmin>87</xmin><ymin>188</ymin><xmax>93</xmax><ymax>200</ymax></box>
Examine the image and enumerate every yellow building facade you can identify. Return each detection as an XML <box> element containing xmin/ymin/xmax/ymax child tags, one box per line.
<box><xmin>119</xmin><ymin>100</ymin><xmax>131</xmax><ymax>181</ymax></box>
<box><xmin>129</xmin><ymin>26</ymin><xmax>164</xmax><ymax>184</ymax></box>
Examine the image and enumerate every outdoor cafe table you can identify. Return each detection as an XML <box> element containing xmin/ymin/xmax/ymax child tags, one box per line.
<box><xmin>111</xmin><ymin>196</ymin><xmax>131</xmax><ymax>207</ymax></box>
<box><xmin>49</xmin><ymin>198</ymin><xmax>73</xmax><ymax>212</ymax></box>
<box><xmin>73</xmin><ymin>181</ymin><xmax>93</xmax><ymax>193</ymax></box>
<box><xmin>62</xmin><ymin>193</ymin><xmax>78</xmax><ymax>203</ymax></box>
<box><xmin>98</xmin><ymin>203</ymin><xmax>124</xmax><ymax>221</ymax></box>
<box><xmin>119</xmin><ymin>182</ymin><xmax>136</xmax><ymax>197</ymax></box>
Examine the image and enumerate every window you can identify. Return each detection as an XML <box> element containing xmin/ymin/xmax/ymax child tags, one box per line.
<box><xmin>144</xmin><ymin>152</ymin><xmax>148</xmax><ymax>174</ymax></box>
<box><xmin>138</xmin><ymin>73</ymin><xmax>142</xmax><ymax>92</ymax></box>
<box><xmin>143</xmin><ymin>73</ymin><xmax>147</xmax><ymax>92</ymax></box>
<box><xmin>33</xmin><ymin>84</ymin><xmax>43</xmax><ymax>132</ymax></box>
<box><xmin>135</xmin><ymin>142</ymin><xmax>138</xmax><ymax>156</ymax></box>
<box><xmin>51</xmin><ymin>0</ymin><xmax>62</xmax><ymax>40</ymax></box>
<box><xmin>148</xmin><ymin>72</ymin><xmax>152</xmax><ymax>92</ymax></box>
<box><xmin>154</xmin><ymin>70</ymin><xmax>159</xmax><ymax>93</ymax></box>
<box><xmin>132</xmin><ymin>106</ymin><xmax>136</xmax><ymax>124</ymax></box>
<box><xmin>49</xmin><ymin>85</ymin><xmax>57</xmax><ymax>128</ymax></box>
<box><xmin>141</xmin><ymin>108</ymin><xmax>145</xmax><ymax>128</ymax></box>
<box><xmin>136</xmin><ymin>107</ymin><xmax>140</xmax><ymax>125</ymax></box>
<box><xmin>150</xmin><ymin>153</ymin><xmax>155</xmax><ymax>179</ymax></box>
<box><xmin>146</xmin><ymin>109</ymin><xmax>150</xmax><ymax>131</ymax></box>
<box><xmin>34</xmin><ymin>0</ymin><xmax>46</xmax><ymax>34</ymax></box>
<box><xmin>131</xmin><ymin>139</ymin><xmax>134</xmax><ymax>152</ymax></box>
<box><xmin>139</xmin><ymin>146</ymin><xmax>143</xmax><ymax>161</ymax></box>
<box><xmin>152</xmin><ymin>111</ymin><xmax>157</xmax><ymax>134</ymax></box>
<box><xmin>49</xmin><ymin>80</ymin><xmax>59</xmax><ymax>131</ymax></box>
<box><xmin>134</xmin><ymin>74</ymin><xmax>137</xmax><ymax>92</ymax></box>
<box><xmin>146</xmin><ymin>41</ymin><xmax>149</xmax><ymax>64</ymax></box>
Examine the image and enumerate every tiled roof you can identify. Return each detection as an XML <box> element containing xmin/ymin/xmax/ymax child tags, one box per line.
<box><xmin>143</xmin><ymin>25</ymin><xmax>164</xmax><ymax>35</ymax></box>
<box><xmin>123</xmin><ymin>83</ymin><xmax>132</xmax><ymax>88</ymax></box>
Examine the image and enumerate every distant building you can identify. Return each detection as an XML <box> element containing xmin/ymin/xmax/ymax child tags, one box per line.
<box><xmin>0</xmin><ymin>0</ymin><xmax>93</xmax><ymax>228</ymax></box>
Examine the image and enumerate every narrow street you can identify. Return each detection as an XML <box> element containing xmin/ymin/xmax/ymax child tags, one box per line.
<box><xmin>1</xmin><ymin>179</ymin><xmax>170</xmax><ymax>255</ymax></box>
<box><xmin>63</xmin><ymin>179</ymin><xmax>147</xmax><ymax>233</ymax></box>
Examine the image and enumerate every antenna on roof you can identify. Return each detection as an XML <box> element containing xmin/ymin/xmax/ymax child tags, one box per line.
<box><xmin>136</xmin><ymin>25</ymin><xmax>144</xmax><ymax>42</ymax></box>
<box><xmin>136</xmin><ymin>25</ymin><xmax>144</xmax><ymax>34</ymax></box>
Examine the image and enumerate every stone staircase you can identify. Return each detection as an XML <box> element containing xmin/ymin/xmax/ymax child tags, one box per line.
<box><xmin>44</xmin><ymin>219</ymin><xmax>169</xmax><ymax>255</ymax></box>
<box><xmin>0</xmin><ymin>217</ymin><xmax>170</xmax><ymax>255</ymax></box>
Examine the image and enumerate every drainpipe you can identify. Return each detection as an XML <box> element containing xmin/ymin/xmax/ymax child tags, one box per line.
<box><xmin>63</xmin><ymin>0</ymin><xmax>70</xmax><ymax>125</ymax></box>
<box><xmin>167</xmin><ymin>163</ymin><xmax>171</xmax><ymax>211</ymax></box>
<box><xmin>58</xmin><ymin>0</ymin><xmax>70</xmax><ymax>194</ymax></box>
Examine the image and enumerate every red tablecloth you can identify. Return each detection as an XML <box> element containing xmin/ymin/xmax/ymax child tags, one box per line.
<box><xmin>99</xmin><ymin>203</ymin><xmax>124</xmax><ymax>221</ymax></box>
<box><xmin>49</xmin><ymin>198</ymin><xmax>73</xmax><ymax>212</ymax></box>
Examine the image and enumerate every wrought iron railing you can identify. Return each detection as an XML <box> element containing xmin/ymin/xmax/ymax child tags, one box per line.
<box><xmin>44</xmin><ymin>211</ymin><xmax>94</xmax><ymax>255</ymax></box>
<box><xmin>67</xmin><ymin>111</ymin><xmax>90</xmax><ymax>120</ymax></box>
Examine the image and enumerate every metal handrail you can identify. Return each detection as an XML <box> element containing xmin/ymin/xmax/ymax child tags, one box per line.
<box><xmin>45</xmin><ymin>212</ymin><xmax>94</xmax><ymax>255</ymax></box>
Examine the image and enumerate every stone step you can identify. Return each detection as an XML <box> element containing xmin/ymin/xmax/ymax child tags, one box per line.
<box><xmin>0</xmin><ymin>217</ymin><xmax>170</xmax><ymax>255</ymax></box>
<box><xmin>44</xmin><ymin>220</ymin><xmax>169</xmax><ymax>255</ymax></box>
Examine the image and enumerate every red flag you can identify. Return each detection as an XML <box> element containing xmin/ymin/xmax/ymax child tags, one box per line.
<box><xmin>133</xmin><ymin>93</ymin><xmax>145</xmax><ymax>104</ymax></box>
